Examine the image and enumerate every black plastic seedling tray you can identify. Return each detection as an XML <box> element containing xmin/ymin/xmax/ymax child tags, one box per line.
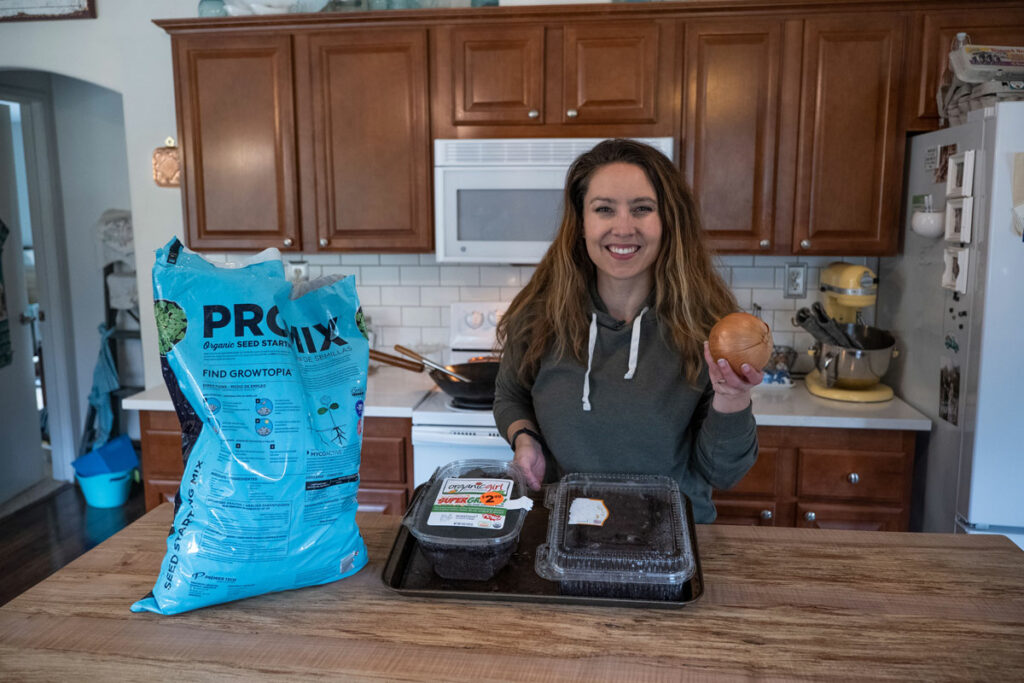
<box><xmin>382</xmin><ymin>485</ymin><xmax>703</xmax><ymax>609</ymax></box>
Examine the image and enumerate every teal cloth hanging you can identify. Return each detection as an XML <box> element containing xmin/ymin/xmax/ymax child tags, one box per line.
<box><xmin>85</xmin><ymin>323</ymin><xmax>120</xmax><ymax>450</ymax></box>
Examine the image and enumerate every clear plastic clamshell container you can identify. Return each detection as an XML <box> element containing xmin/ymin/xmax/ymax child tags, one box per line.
<box><xmin>402</xmin><ymin>459</ymin><xmax>530</xmax><ymax>581</ymax></box>
<box><xmin>534</xmin><ymin>473</ymin><xmax>695</xmax><ymax>600</ymax></box>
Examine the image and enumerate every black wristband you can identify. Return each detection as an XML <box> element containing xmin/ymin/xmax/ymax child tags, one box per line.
<box><xmin>510</xmin><ymin>427</ymin><xmax>544</xmax><ymax>452</ymax></box>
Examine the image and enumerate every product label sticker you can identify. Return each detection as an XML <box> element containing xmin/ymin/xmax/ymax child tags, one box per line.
<box><xmin>568</xmin><ymin>498</ymin><xmax>609</xmax><ymax>526</ymax></box>
<box><xmin>428</xmin><ymin>477</ymin><xmax>514</xmax><ymax>529</ymax></box>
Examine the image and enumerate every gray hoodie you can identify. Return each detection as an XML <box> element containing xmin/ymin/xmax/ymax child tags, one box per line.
<box><xmin>493</xmin><ymin>291</ymin><xmax>758</xmax><ymax>523</ymax></box>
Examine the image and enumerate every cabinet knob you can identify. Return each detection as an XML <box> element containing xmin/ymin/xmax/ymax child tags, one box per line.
<box><xmin>799</xmin><ymin>239</ymin><xmax>811</xmax><ymax>249</ymax></box>
<box><xmin>566</xmin><ymin>109</ymin><xmax>578</xmax><ymax>118</ymax></box>
<box><xmin>319</xmin><ymin>238</ymin><xmax>328</xmax><ymax>248</ymax></box>
<box><xmin>759</xmin><ymin>239</ymin><xmax>770</xmax><ymax>248</ymax></box>
<box><xmin>760</xmin><ymin>509</ymin><xmax>773</xmax><ymax>520</ymax></box>
<box><xmin>283</xmin><ymin>238</ymin><xmax>293</xmax><ymax>247</ymax></box>
<box><xmin>804</xmin><ymin>511</ymin><xmax>816</xmax><ymax>522</ymax></box>
<box><xmin>847</xmin><ymin>472</ymin><xmax>860</xmax><ymax>484</ymax></box>
<box><xmin>527</xmin><ymin>109</ymin><xmax>540</xmax><ymax>119</ymax></box>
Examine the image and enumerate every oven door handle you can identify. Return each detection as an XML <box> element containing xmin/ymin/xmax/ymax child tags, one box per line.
<box><xmin>411</xmin><ymin>426</ymin><xmax>505</xmax><ymax>448</ymax></box>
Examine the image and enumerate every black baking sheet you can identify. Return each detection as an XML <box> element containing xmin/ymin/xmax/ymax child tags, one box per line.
<box><xmin>381</xmin><ymin>486</ymin><xmax>704</xmax><ymax>609</ymax></box>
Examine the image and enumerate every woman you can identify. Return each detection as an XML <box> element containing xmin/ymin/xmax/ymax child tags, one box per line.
<box><xmin>493</xmin><ymin>138</ymin><xmax>761</xmax><ymax>524</ymax></box>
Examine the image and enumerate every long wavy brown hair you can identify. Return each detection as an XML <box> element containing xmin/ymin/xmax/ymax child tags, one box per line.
<box><xmin>496</xmin><ymin>138</ymin><xmax>737</xmax><ymax>386</ymax></box>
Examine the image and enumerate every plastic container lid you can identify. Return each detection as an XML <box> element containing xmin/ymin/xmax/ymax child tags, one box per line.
<box><xmin>535</xmin><ymin>473</ymin><xmax>694</xmax><ymax>588</ymax></box>
<box><xmin>403</xmin><ymin>458</ymin><xmax>530</xmax><ymax>549</ymax></box>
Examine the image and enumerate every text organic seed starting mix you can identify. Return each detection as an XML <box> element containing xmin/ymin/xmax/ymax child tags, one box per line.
<box><xmin>132</xmin><ymin>238</ymin><xmax>369</xmax><ymax>615</ymax></box>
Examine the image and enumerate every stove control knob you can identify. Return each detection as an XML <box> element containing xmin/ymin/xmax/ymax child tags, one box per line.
<box><xmin>487</xmin><ymin>311</ymin><xmax>500</xmax><ymax>327</ymax></box>
<box><xmin>465</xmin><ymin>311</ymin><xmax>484</xmax><ymax>329</ymax></box>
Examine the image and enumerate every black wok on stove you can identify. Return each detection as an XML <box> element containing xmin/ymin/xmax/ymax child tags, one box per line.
<box><xmin>369</xmin><ymin>348</ymin><xmax>499</xmax><ymax>406</ymax></box>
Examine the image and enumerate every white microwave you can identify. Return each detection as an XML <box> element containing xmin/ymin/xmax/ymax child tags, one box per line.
<box><xmin>433</xmin><ymin>137</ymin><xmax>675</xmax><ymax>264</ymax></box>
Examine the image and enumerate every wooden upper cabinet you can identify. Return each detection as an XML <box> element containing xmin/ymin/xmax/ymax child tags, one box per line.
<box><xmin>172</xmin><ymin>33</ymin><xmax>300</xmax><ymax>251</ymax></box>
<box><xmin>296</xmin><ymin>29</ymin><xmax>432</xmax><ymax>252</ymax></box>
<box><xmin>433</xmin><ymin>19</ymin><xmax>674</xmax><ymax>137</ymax></box>
<box><xmin>450</xmin><ymin>24</ymin><xmax>546</xmax><ymax>126</ymax></box>
<box><xmin>562</xmin><ymin>22</ymin><xmax>660</xmax><ymax>124</ymax></box>
<box><xmin>792</xmin><ymin>14</ymin><xmax>905</xmax><ymax>256</ymax></box>
<box><xmin>906</xmin><ymin>7</ymin><xmax>1024</xmax><ymax>131</ymax></box>
<box><xmin>684</xmin><ymin>19</ymin><xmax>794</xmax><ymax>253</ymax></box>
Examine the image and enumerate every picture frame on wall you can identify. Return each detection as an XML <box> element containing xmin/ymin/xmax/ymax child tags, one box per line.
<box><xmin>945</xmin><ymin>196</ymin><xmax>974</xmax><ymax>243</ymax></box>
<box><xmin>0</xmin><ymin>0</ymin><xmax>96</xmax><ymax>22</ymax></box>
<box><xmin>946</xmin><ymin>150</ymin><xmax>975</xmax><ymax>198</ymax></box>
<box><xmin>942</xmin><ymin>246</ymin><xmax>970</xmax><ymax>294</ymax></box>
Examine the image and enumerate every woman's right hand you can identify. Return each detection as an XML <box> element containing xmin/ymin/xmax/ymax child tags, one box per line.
<box><xmin>513</xmin><ymin>438</ymin><xmax>546</xmax><ymax>491</ymax></box>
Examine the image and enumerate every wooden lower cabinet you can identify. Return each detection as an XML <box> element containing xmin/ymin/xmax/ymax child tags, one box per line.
<box><xmin>714</xmin><ymin>426</ymin><xmax>917</xmax><ymax>531</ymax></box>
<box><xmin>139</xmin><ymin>411</ymin><xmax>414</xmax><ymax>514</ymax></box>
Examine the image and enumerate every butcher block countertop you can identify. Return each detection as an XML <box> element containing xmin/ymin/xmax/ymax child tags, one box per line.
<box><xmin>2</xmin><ymin>506</ymin><xmax>1021</xmax><ymax>681</ymax></box>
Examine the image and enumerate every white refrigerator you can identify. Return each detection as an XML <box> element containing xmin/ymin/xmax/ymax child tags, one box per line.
<box><xmin>878</xmin><ymin>101</ymin><xmax>1024</xmax><ymax>549</ymax></box>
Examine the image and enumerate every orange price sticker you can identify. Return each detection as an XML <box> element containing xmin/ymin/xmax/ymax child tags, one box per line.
<box><xmin>479</xmin><ymin>491</ymin><xmax>505</xmax><ymax>506</ymax></box>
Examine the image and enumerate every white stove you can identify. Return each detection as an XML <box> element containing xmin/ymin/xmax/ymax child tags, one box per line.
<box><xmin>410</xmin><ymin>302</ymin><xmax>510</xmax><ymax>486</ymax></box>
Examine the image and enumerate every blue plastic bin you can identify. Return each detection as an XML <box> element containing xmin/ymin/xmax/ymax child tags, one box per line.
<box><xmin>73</xmin><ymin>435</ymin><xmax>139</xmax><ymax>508</ymax></box>
<box><xmin>76</xmin><ymin>469</ymin><xmax>134</xmax><ymax>508</ymax></box>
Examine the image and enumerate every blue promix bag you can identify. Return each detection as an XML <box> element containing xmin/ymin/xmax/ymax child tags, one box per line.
<box><xmin>132</xmin><ymin>238</ymin><xmax>369</xmax><ymax>615</ymax></box>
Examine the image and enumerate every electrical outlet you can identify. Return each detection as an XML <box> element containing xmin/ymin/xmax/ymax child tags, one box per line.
<box><xmin>784</xmin><ymin>263</ymin><xmax>807</xmax><ymax>299</ymax></box>
<box><xmin>288</xmin><ymin>260</ymin><xmax>309</xmax><ymax>283</ymax></box>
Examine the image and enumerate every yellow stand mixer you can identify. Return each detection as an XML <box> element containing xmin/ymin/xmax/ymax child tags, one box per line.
<box><xmin>805</xmin><ymin>262</ymin><xmax>895</xmax><ymax>403</ymax></box>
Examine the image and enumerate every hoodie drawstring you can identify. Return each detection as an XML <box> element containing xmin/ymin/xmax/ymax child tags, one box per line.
<box><xmin>581</xmin><ymin>313</ymin><xmax>598</xmax><ymax>412</ymax></box>
<box><xmin>582</xmin><ymin>306</ymin><xmax>648</xmax><ymax>411</ymax></box>
<box><xmin>623</xmin><ymin>306</ymin><xmax>648</xmax><ymax>380</ymax></box>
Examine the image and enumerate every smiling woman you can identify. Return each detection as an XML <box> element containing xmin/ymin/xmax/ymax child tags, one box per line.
<box><xmin>493</xmin><ymin>138</ymin><xmax>761</xmax><ymax>524</ymax></box>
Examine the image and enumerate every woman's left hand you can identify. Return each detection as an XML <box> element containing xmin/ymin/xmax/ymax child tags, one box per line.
<box><xmin>704</xmin><ymin>341</ymin><xmax>763</xmax><ymax>413</ymax></box>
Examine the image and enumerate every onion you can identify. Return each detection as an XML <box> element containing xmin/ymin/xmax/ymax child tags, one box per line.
<box><xmin>708</xmin><ymin>312</ymin><xmax>773</xmax><ymax>376</ymax></box>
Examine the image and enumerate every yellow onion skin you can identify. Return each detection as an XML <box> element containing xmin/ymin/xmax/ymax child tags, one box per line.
<box><xmin>708</xmin><ymin>312</ymin><xmax>773</xmax><ymax>376</ymax></box>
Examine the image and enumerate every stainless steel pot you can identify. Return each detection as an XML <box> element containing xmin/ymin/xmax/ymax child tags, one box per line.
<box><xmin>810</xmin><ymin>325</ymin><xmax>898</xmax><ymax>389</ymax></box>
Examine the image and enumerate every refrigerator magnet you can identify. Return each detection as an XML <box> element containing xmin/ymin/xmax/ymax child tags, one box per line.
<box><xmin>942</xmin><ymin>247</ymin><xmax>969</xmax><ymax>293</ymax></box>
<box><xmin>946</xmin><ymin>150</ymin><xmax>975</xmax><ymax>198</ymax></box>
<box><xmin>945</xmin><ymin>196</ymin><xmax>974</xmax><ymax>243</ymax></box>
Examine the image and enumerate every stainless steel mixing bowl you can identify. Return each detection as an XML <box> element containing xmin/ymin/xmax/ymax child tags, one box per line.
<box><xmin>811</xmin><ymin>325</ymin><xmax>897</xmax><ymax>389</ymax></box>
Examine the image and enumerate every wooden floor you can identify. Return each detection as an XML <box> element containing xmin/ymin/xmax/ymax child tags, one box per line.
<box><xmin>0</xmin><ymin>481</ymin><xmax>146</xmax><ymax>606</ymax></box>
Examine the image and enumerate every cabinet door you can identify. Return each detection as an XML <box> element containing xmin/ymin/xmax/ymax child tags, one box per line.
<box><xmin>173</xmin><ymin>33</ymin><xmax>300</xmax><ymax>252</ymax></box>
<box><xmin>357</xmin><ymin>488</ymin><xmax>407</xmax><ymax>515</ymax></box>
<box><xmin>299</xmin><ymin>29</ymin><xmax>432</xmax><ymax>252</ymax></box>
<box><xmin>792</xmin><ymin>14</ymin><xmax>905</xmax><ymax>256</ymax></box>
<box><xmin>797</xmin><ymin>502</ymin><xmax>905</xmax><ymax>532</ymax></box>
<box><xmin>447</xmin><ymin>24</ymin><xmax>546</xmax><ymax>126</ymax></box>
<box><xmin>797</xmin><ymin>449</ymin><xmax>908</xmax><ymax>504</ymax></box>
<box><xmin>684</xmin><ymin>20</ymin><xmax>794</xmax><ymax>253</ymax></box>
<box><xmin>907</xmin><ymin>8</ymin><xmax>1024</xmax><ymax>130</ymax></box>
<box><xmin>562</xmin><ymin>22</ymin><xmax>660</xmax><ymax>125</ymax></box>
<box><xmin>714</xmin><ymin>500</ymin><xmax>778</xmax><ymax>526</ymax></box>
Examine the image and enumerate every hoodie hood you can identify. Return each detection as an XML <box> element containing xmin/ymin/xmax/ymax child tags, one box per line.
<box><xmin>581</xmin><ymin>284</ymin><xmax>655</xmax><ymax>411</ymax></box>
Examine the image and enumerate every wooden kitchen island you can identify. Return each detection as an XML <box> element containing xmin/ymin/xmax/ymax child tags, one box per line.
<box><xmin>1</xmin><ymin>505</ymin><xmax>1021</xmax><ymax>680</ymax></box>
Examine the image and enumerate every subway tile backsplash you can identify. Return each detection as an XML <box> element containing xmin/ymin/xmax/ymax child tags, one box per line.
<box><xmin>214</xmin><ymin>251</ymin><xmax>877</xmax><ymax>368</ymax></box>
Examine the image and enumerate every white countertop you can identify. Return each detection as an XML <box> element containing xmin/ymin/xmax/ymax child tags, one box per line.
<box><xmin>121</xmin><ymin>365</ymin><xmax>437</xmax><ymax>418</ymax></box>
<box><xmin>751</xmin><ymin>381</ymin><xmax>931</xmax><ymax>430</ymax></box>
<box><xmin>124</xmin><ymin>371</ymin><xmax>931</xmax><ymax>431</ymax></box>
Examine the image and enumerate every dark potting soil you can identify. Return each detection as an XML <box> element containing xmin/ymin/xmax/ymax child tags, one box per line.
<box><xmin>553</xmin><ymin>486</ymin><xmax>685</xmax><ymax>600</ymax></box>
<box><xmin>413</xmin><ymin>468</ymin><xmax>526</xmax><ymax>581</ymax></box>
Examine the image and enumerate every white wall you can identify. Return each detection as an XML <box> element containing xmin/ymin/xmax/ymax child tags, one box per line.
<box><xmin>0</xmin><ymin>0</ymin><xmax>193</xmax><ymax>391</ymax></box>
<box><xmin>50</xmin><ymin>74</ymin><xmax>134</xmax><ymax>424</ymax></box>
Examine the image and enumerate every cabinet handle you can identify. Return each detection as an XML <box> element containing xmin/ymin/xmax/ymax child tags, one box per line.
<box><xmin>283</xmin><ymin>238</ymin><xmax>293</xmax><ymax>247</ymax></box>
<box><xmin>760</xmin><ymin>509</ymin><xmax>773</xmax><ymax>520</ymax></box>
<box><xmin>800</xmin><ymin>239</ymin><xmax>811</xmax><ymax>249</ymax></box>
<box><xmin>319</xmin><ymin>238</ymin><xmax>328</xmax><ymax>247</ymax></box>
<box><xmin>804</xmin><ymin>511</ymin><xmax>816</xmax><ymax>522</ymax></box>
<box><xmin>847</xmin><ymin>472</ymin><xmax>860</xmax><ymax>484</ymax></box>
<box><xmin>566</xmin><ymin>109</ymin><xmax>578</xmax><ymax>118</ymax></box>
<box><xmin>759</xmin><ymin>239</ymin><xmax>770</xmax><ymax>249</ymax></box>
<box><xmin>527</xmin><ymin>109</ymin><xmax>540</xmax><ymax>119</ymax></box>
